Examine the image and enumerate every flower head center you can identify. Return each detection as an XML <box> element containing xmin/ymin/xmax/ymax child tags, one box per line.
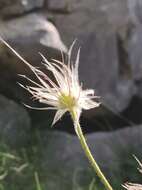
<box><xmin>59</xmin><ymin>93</ymin><xmax>76</xmax><ymax>110</ymax></box>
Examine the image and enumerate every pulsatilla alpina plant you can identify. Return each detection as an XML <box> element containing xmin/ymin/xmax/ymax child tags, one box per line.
<box><xmin>0</xmin><ymin>38</ymin><xmax>113</xmax><ymax>190</ymax></box>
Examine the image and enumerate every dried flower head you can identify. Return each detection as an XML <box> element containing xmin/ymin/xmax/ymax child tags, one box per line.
<box><xmin>0</xmin><ymin>39</ymin><xmax>100</xmax><ymax>126</ymax></box>
<box><xmin>123</xmin><ymin>183</ymin><xmax>142</xmax><ymax>190</ymax></box>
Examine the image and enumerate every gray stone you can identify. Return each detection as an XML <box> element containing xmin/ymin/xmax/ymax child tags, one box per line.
<box><xmin>0</xmin><ymin>14</ymin><xmax>67</xmax><ymax>104</ymax></box>
<box><xmin>47</xmin><ymin>0</ymin><xmax>72</xmax><ymax>12</ymax></box>
<box><xmin>79</xmin><ymin>31</ymin><xmax>135</xmax><ymax>113</ymax></box>
<box><xmin>0</xmin><ymin>0</ymin><xmax>44</xmax><ymax>18</ymax></box>
<box><xmin>0</xmin><ymin>94</ymin><xmax>31</xmax><ymax>147</ymax></box>
<box><xmin>0</xmin><ymin>14</ymin><xmax>67</xmax><ymax>53</ymax></box>
<box><xmin>126</xmin><ymin>0</ymin><xmax>142</xmax><ymax>98</ymax></box>
<box><xmin>128</xmin><ymin>27</ymin><xmax>142</xmax><ymax>81</ymax></box>
<box><xmin>0</xmin><ymin>0</ymin><xmax>16</xmax><ymax>9</ymax></box>
<box><xmin>50</xmin><ymin>0</ymin><xmax>135</xmax><ymax>115</ymax></box>
<box><xmin>53</xmin><ymin>0</ymin><xmax>129</xmax><ymax>42</ymax></box>
<box><xmin>128</xmin><ymin>0</ymin><xmax>142</xmax><ymax>25</ymax></box>
<box><xmin>127</xmin><ymin>26</ymin><xmax>142</xmax><ymax>98</ymax></box>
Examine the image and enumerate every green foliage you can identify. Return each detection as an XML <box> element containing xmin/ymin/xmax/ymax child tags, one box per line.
<box><xmin>0</xmin><ymin>140</ymin><xmax>43</xmax><ymax>190</ymax></box>
<box><xmin>34</xmin><ymin>172</ymin><xmax>43</xmax><ymax>190</ymax></box>
<box><xmin>0</xmin><ymin>129</ymin><xmax>141</xmax><ymax>190</ymax></box>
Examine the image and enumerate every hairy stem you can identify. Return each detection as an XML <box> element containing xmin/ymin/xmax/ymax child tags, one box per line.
<box><xmin>71</xmin><ymin>110</ymin><xmax>113</xmax><ymax>190</ymax></box>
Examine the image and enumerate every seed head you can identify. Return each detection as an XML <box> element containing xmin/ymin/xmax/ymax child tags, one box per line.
<box><xmin>123</xmin><ymin>157</ymin><xmax>142</xmax><ymax>190</ymax></box>
<box><xmin>0</xmin><ymin>38</ymin><xmax>100</xmax><ymax>126</ymax></box>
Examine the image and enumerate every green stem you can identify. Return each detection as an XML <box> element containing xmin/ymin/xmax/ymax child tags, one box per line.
<box><xmin>71</xmin><ymin>111</ymin><xmax>113</xmax><ymax>190</ymax></box>
<box><xmin>34</xmin><ymin>172</ymin><xmax>42</xmax><ymax>190</ymax></box>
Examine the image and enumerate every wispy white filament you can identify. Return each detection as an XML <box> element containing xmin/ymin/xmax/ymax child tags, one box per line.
<box><xmin>123</xmin><ymin>157</ymin><xmax>142</xmax><ymax>190</ymax></box>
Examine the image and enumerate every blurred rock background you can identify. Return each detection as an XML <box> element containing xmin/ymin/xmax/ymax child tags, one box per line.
<box><xmin>0</xmin><ymin>0</ymin><xmax>142</xmax><ymax>189</ymax></box>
